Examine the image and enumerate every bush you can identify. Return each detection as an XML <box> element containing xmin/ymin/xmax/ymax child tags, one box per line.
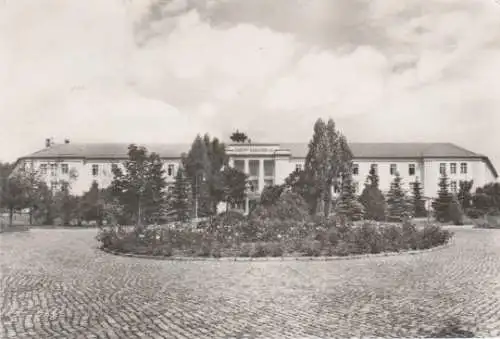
<box><xmin>473</xmin><ymin>214</ymin><xmax>500</xmax><ymax>229</ymax></box>
<box><xmin>250</xmin><ymin>191</ymin><xmax>310</xmax><ymax>222</ymax></box>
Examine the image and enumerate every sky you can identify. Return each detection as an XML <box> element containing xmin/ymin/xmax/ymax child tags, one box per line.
<box><xmin>0</xmin><ymin>0</ymin><xmax>499</xmax><ymax>174</ymax></box>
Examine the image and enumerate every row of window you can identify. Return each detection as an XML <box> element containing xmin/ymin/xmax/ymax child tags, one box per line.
<box><xmin>295</xmin><ymin>163</ymin><xmax>417</xmax><ymax>176</ymax></box>
<box><xmin>39</xmin><ymin>163</ymin><xmax>178</xmax><ymax>177</ymax></box>
<box><xmin>440</xmin><ymin>162</ymin><xmax>467</xmax><ymax>175</ymax></box>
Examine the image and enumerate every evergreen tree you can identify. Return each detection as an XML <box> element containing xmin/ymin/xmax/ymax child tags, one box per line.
<box><xmin>80</xmin><ymin>181</ymin><xmax>106</xmax><ymax>225</ymax></box>
<box><xmin>457</xmin><ymin>180</ymin><xmax>473</xmax><ymax>212</ymax></box>
<box><xmin>221</xmin><ymin>166</ymin><xmax>248</xmax><ymax>211</ymax></box>
<box><xmin>449</xmin><ymin>194</ymin><xmax>464</xmax><ymax>225</ymax></box>
<box><xmin>183</xmin><ymin>135</ymin><xmax>212</xmax><ymax>218</ymax></box>
<box><xmin>172</xmin><ymin>168</ymin><xmax>192</xmax><ymax>222</ymax></box>
<box><xmin>386</xmin><ymin>172</ymin><xmax>411</xmax><ymax>221</ymax></box>
<box><xmin>335</xmin><ymin>170</ymin><xmax>362</xmax><ymax>221</ymax></box>
<box><xmin>143</xmin><ymin>152</ymin><xmax>167</xmax><ymax>223</ymax></box>
<box><xmin>203</xmin><ymin>134</ymin><xmax>227</xmax><ymax>214</ymax></box>
<box><xmin>304</xmin><ymin>118</ymin><xmax>329</xmax><ymax>215</ymax></box>
<box><xmin>359</xmin><ymin>166</ymin><xmax>387</xmax><ymax>221</ymax></box>
<box><xmin>53</xmin><ymin>181</ymin><xmax>79</xmax><ymax>225</ymax></box>
<box><xmin>411</xmin><ymin>180</ymin><xmax>427</xmax><ymax>218</ymax></box>
<box><xmin>432</xmin><ymin>172</ymin><xmax>453</xmax><ymax>222</ymax></box>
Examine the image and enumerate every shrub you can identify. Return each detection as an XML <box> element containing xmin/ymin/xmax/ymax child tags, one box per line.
<box><xmin>300</xmin><ymin>239</ymin><xmax>322</xmax><ymax>256</ymax></box>
<box><xmin>473</xmin><ymin>214</ymin><xmax>500</xmax><ymax>229</ymax></box>
<box><xmin>250</xmin><ymin>191</ymin><xmax>310</xmax><ymax>222</ymax></box>
<box><xmin>466</xmin><ymin>208</ymin><xmax>483</xmax><ymax>219</ymax></box>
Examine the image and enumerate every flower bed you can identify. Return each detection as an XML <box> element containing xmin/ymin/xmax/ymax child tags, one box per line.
<box><xmin>473</xmin><ymin>214</ymin><xmax>500</xmax><ymax>229</ymax></box>
<box><xmin>97</xmin><ymin>218</ymin><xmax>453</xmax><ymax>258</ymax></box>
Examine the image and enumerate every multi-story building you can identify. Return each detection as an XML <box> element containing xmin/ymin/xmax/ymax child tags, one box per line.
<box><xmin>14</xmin><ymin>141</ymin><xmax>498</xmax><ymax>214</ymax></box>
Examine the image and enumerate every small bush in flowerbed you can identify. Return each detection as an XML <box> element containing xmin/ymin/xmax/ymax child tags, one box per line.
<box><xmin>97</xmin><ymin>217</ymin><xmax>453</xmax><ymax>258</ymax></box>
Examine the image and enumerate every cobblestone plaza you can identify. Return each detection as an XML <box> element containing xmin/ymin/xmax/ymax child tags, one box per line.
<box><xmin>1</xmin><ymin>226</ymin><xmax>500</xmax><ymax>338</ymax></box>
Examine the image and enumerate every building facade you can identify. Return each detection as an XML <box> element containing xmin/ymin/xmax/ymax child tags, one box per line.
<box><xmin>15</xmin><ymin>141</ymin><xmax>498</xmax><ymax>214</ymax></box>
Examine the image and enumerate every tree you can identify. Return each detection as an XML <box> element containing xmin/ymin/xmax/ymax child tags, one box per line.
<box><xmin>0</xmin><ymin>172</ymin><xmax>30</xmax><ymax>226</ymax></box>
<box><xmin>386</xmin><ymin>172</ymin><xmax>411</xmax><ymax>222</ymax></box>
<box><xmin>303</xmin><ymin>118</ymin><xmax>329</xmax><ymax>215</ymax></box>
<box><xmin>172</xmin><ymin>168</ymin><xmax>192</xmax><ymax>222</ymax></box>
<box><xmin>53</xmin><ymin>181</ymin><xmax>79</xmax><ymax>225</ymax></box>
<box><xmin>80</xmin><ymin>181</ymin><xmax>106</xmax><ymax>225</ymax></box>
<box><xmin>183</xmin><ymin>135</ymin><xmax>211</xmax><ymax>218</ymax></box>
<box><xmin>432</xmin><ymin>172</ymin><xmax>453</xmax><ymax>222</ymax></box>
<box><xmin>335</xmin><ymin>170</ymin><xmax>363</xmax><ymax>221</ymax></box>
<box><xmin>221</xmin><ymin>166</ymin><xmax>247</xmax><ymax>211</ymax></box>
<box><xmin>203</xmin><ymin>134</ymin><xmax>227</xmax><ymax>214</ymax></box>
<box><xmin>359</xmin><ymin>166</ymin><xmax>387</xmax><ymax>221</ymax></box>
<box><xmin>457</xmin><ymin>180</ymin><xmax>473</xmax><ymax>212</ymax></box>
<box><xmin>229</xmin><ymin>130</ymin><xmax>248</xmax><ymax>143</ymax></box>
<box><xmin>260</xmin><ymin>184</ymin><xmax>285</xmax><ymax>206</ymax></box>
<box><xmin>109</xmin><ymin>144</ymin><xmax>167</xmax><ymax>228</ymax></box>
<box><xmin>472</xmin><ymin>182</ymin><xmax>500</xmax><ymax>215</ymax></box>
<box><xmin>448</xmin><ymin>194</ymin><xmax>464</xmax><ymax>225</ymax></box>
<box><xmin>411</xmin><ymin>180</ymin><xmax>427</xmax><ymax>218</ymax></box>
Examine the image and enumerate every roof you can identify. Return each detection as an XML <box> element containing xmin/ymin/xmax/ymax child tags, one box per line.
<box><xmin>18</xmin><ymin>142</ymin><xmax>497</xmax><ymax>177</ymax></box>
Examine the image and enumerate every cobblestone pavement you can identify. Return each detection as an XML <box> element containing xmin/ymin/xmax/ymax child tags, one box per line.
<box><xmin>1</xmin><ymin>227</ymin><xmax>499</xmax><ymax>338</ymax></box>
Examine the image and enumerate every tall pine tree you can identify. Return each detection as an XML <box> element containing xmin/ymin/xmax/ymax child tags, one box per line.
<box><xmin>386</xmin><ymin>172</ymin><xmax>410</xmax><ymax>221</ymax></box>
<box><xmin>172</xmin><ymin>168</ymin><xmax>192</xmax><ymax>222</ymax></box>
<box><xmin>411</xmin><ymin>180</ymin><xmax>427</xmax><ymax>218</ymax></box>
<box><xmin>359</xmin><ymin>166</ymin><xmax>387</xmax><ymax>221</ymax></box>
<box><xmin>335</xmin><ymin>170</ymin><xmax>363</xmax><ymax>221</ymax></box>
<box><xmin>432</xmin><ymin>172</ymin><xmax>453</xmax><ymax>222</ymax></box>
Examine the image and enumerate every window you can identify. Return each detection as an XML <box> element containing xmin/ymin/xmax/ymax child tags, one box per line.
<box><xmin>167</xmin><ymin>164</ymin><xmax>175</xmax><ymax>177</ymax></box>
<box><xmin>460</xmin><ymin>162</ymin><xmax>467</xmax><ymax>174</ymax></box>
<box><xmin>439</xmin><ymin>163</ymin><xmax>446</xmax><ymax>175</ymax></box>
<box><xmin>263</xmin><ymin>160</ymin><xmax>275</xmax><ymax>177</ymax></box>
<box><xmin>409</xmin><ymin>164</ymin><xmax>416</xmax><ymax>176</ymax></box>
<box><xmin>264</xmin><ymin>179</ymin><xmax>274</xmax><ymax>187</ymax></box>
<box><xmin>40</xmin><ymin>164</ymin><xmax>47</xmax><ymax>175</ymax></box>
<box><xmin>370</xmin><ymin>164</ymin><xmax>378</xmax><ymax>175</ymax></box>
<box><xmin>450</xmin><ymin>180</ymin><xmax>457</xmax><ymax>193</ymax></box>
<box><xmin>450</xmin><ymin>163</ymin><xmax>457</xmax><ymax>174</ymax></box>
<box><xmin>390</xmin><ymin>164</ymin><xmax>397</xmax><ymax>175</ymax></box>
<box><xmin>295</xmin><ymin>163</ymin><xmax>303</xmax><ymax>172</ymax></box>
<box><xmin>61</xmin><ymin>164</ymin><xmax>69</xmax><ymax>174</ymax></box>
<box><xmin>50</xmin><ymin>164</ymin><xmax>57</xmax><ymax>176</ymax></box>
<box><xmin>249</xmin><ymin>160</ymin><xmax>259</xmax><ymax>177</ymax></box>
<box><xmin>352</xmin><ymin>163</ymin><xmax>359</xmax><ymax>175</ymax></box>
<box><xmin>92</xmin><ymin>164</ymin><xmax>99</xmax><ymax>176</ymax></box>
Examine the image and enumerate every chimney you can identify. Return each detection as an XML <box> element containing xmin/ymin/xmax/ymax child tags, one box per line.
<box><xmin>64</xmin><ymin>139</ymin><xmax>70</xmax><ymax>144</ymax></box>
<box><xmin>45</xmin><ymin>138</ymin><xmax>52</xmax><ymax>148</ymax></box>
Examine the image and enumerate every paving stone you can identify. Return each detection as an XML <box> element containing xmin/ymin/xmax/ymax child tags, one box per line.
<box><xmin>1</xmin><ymin>227</ymin><xmax>499</xmax><ymax>338</ymax></box>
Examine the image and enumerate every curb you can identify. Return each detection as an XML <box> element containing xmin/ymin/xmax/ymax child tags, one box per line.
<box><xmin>100</xmin><ymin>239</ymin><xmax>454</xmax><ymax>262</ymax></box>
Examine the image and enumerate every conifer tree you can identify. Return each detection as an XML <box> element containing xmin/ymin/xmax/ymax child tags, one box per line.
<box><xmin>432</xmin><ymin>172</ymin><xmax>453</xmax><ymax>222</ymax></box>
<box><xmin>359</xmin><ymin>166</ymin><xmax>387</xmax><ymax>221</ymax></box>
<box><xmin>304</xmin><ymin>118</ymin><xmax>329</xmax><ymax>215</ymax></box>
<box><xmin>172</xmin><ymin>168</ymin><xmax>192</xmax><ymax>222</ymax></box>
<box><xmin>386</xmin><ymin>172</ymin><xmax>410</xmax><ymax>221</ymax></box>
<box><xmin>411</xmin><ymin>180</ymin><xmax>427</xmax><ymax>218</ymax></box>
<box><xmin>335</xmin><ymin>170</ymin><xmax>362</xmax><ymax>221</ymax></box>
<box><xmin>457</xmin><ymin>180</ymin><xmax>473</xmax><ymax>212</ymax></box>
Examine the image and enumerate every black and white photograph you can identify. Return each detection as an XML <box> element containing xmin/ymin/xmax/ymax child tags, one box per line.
<box><xmin>1</xmin><ymin>0</ymin><xmax>500</xmax><ymax>338</ymax></box>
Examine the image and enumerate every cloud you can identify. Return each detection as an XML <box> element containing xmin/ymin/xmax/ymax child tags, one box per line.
<box><xmin>0</xmin><ymin>0</ymin><xmax>499</xmax><ymax>174</ymax></box>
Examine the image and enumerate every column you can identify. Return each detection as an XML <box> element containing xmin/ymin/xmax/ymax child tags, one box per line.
<box><xmin>258</xmin><ymin>159</ymin><xmax>264</xmax><ymax>192</ymax></box>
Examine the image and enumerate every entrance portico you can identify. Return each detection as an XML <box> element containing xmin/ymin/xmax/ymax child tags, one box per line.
<box><xmin>226</xmin><ymin>143</ymin><xmax>296</xmax><ymax>215</ymax></box>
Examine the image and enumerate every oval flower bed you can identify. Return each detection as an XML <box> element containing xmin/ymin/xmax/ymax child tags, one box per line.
<box><xmin>97</xmin><ymin>218</ymin><xmax>453</xmax><ymax>258</ymax></box>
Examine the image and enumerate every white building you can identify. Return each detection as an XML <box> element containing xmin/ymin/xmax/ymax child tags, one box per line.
<box><xmin>14</xmin><ymin>141</ymin><xmax>498</xmax><ymax>214</ymax></box>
